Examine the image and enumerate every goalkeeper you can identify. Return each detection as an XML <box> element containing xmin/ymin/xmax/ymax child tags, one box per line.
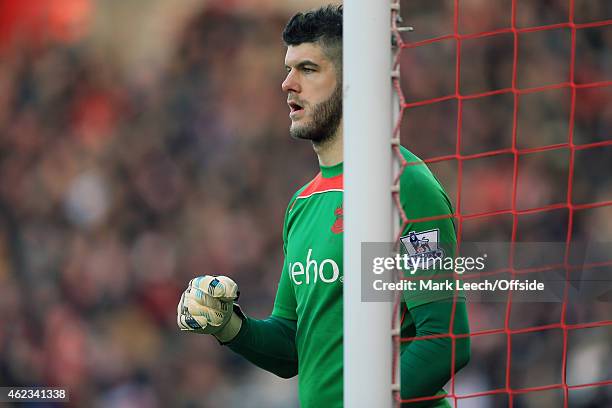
<box><xmin>177</xmin><ymin>5</ymin><xmax>470</xmax><ymax>408</ymax></box>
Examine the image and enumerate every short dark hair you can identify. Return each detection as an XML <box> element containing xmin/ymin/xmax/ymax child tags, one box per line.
<box><xmin>282</xmin><ymin>5</ymin><xmax>343</xmax><ymax>73</ymax></box>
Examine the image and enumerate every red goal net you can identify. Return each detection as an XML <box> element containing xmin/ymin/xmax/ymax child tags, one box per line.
<box><xmin>391</xmin><ymin>0</ymin><xmax>612</xmax><ymax>406</ymax></box>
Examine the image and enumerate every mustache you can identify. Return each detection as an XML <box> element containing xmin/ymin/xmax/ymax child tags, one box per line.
<box><xmin>287</xmin><ymin>93</ymin><xmax>306</xmax><ymax>106</ymax></box>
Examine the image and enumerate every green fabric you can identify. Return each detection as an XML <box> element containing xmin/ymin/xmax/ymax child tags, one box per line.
<box><xmin>320</xmin><ymin>161</ymin><xmax>343</xmax><ymax>178</ymax></box>
<box><xmin>400</xmin><ymin>300</ymin><xmax>471</xmax><ymax>407</ymax></box>
<box><xmin>229</xmin><ymin>146</ymin><xmax>469</xmax><ymax>407</ymax></box>
<box><xmin>398</xmin><ymin>148</ymin><xmax>464</xmax><ymax>308</ymax></box>
<box><xmin>272</xmin><ymin>163</ymin><xmax>344</xmax><ymax>407</ymax></box>
<box><xmin>227</xmin><ymin>315</ymin><xmax>298</xmax><ymax>379</ymax></box>
<box><xmin>228</xmin><ymin>300</ymin><xmax>470</xmax><ymax>408</ymax></box>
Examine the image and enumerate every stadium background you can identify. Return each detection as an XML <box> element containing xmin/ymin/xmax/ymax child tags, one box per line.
<box><xmin>0</xmin><ymin>0</ymin><xmax>610</xmax><ymax>406</ymax></box>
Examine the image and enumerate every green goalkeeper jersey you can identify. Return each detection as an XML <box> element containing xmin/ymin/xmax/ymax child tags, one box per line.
<box><xmin>271</xmin><ymin>146</ymin><xmax>460</xmax><ymax>407</ymax></box>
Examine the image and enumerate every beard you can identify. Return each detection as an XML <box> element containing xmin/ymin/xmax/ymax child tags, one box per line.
<box><xmin>289</xmin><ymin>83</ymin><xmax>342</xmax><ymax>144</ymax></box>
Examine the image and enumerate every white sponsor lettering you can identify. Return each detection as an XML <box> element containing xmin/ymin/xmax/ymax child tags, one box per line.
<box><xmin>290</xmin><ymin>261</ymin><xmax>305</xmax><ymax>285</ymax></box>
<box><xmin>289</xmin><ymin>248</ymin><xmax>341</xmax><ymax>285</ymax></box>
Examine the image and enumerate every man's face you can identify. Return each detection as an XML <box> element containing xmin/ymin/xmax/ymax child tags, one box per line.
<box><xmin>282</xmin><ymin>42</ymin><xmax>342</xmax><ymax>143</ymax></box>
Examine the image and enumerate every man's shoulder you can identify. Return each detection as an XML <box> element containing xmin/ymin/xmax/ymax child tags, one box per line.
<box><xmin>398</xmin><ymin>145</ymin><xmax>420</xmax><ymax>163</ymax></box>
<box><xmin>290</xmin><ymin>176</ymin><xmax>316</xmax><ymax>203</ymax></box>
<box><xmin>284</xmin><ymin>173</ymin><xmax>320</xmax><ymax>215</ymax></box>
<box><xmin>398</xmin><ymin>146</ymin><xmax>439</xmax><ymax>188</ymax></box>
<box><xmin>281</xmin><ymin>174</ymin><xmax>321</xmax><ymax>238</ymax></box>
<box><xmin>397</xmin><ymin>145</ymin><xmax>454</xmax><ymax>213</ymax></box>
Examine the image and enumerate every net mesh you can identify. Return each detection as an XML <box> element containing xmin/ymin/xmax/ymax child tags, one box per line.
<box><xmin>391</xmin><ymin>0</ymin><xmax>612</xmax><ymax>406</ymax></box>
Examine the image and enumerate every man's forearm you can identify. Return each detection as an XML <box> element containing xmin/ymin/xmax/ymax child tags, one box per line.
<box><xmin>401</xmin><ymin>300</ymin><xmax>471</xmax><ymax>407</ymax></box>
<box><xmin>226</xmin><ymin>314</ymin><xmax>299</xmax><ymax>379</ymax></box>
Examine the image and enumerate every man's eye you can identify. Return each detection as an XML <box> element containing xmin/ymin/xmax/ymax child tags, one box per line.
<box><xmin>303</xmin><ymin>68</ymin><xmax>315</xmax><ymax>73</ymax></box>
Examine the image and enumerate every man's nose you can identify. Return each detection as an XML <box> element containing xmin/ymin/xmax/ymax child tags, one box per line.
<box><xmin>282</xmin><ymin>71</ymin><xmax>300</xmax><ymax>93</ymax></box>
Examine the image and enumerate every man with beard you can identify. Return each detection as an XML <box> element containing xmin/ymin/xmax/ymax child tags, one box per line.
<box><xmin>177</xmin><ymin>5</ymin><xmax>470</xmax><ymax>407</ymax></box>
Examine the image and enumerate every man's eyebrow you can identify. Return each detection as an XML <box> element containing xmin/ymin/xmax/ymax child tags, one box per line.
<box><xmin>285</xmin><ymin>60</ymin><xmax>321</xmax><ymax>70</ymax></box>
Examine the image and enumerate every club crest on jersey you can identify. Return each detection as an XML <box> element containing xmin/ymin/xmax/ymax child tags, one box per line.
<box><xmin>331</xmin><ymin>205</ymin><xmax>343</xmax><ymax>234</ymax></box>
<box><xmin>400</xmin><ymin>229</ymin><xmax>444</xmax><ymax>261</ymax></box>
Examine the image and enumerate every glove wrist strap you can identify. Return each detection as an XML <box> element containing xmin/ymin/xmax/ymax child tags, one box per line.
<box><xmin>213</xmin><ymin>311</ymin><xmax>243</xmax><ymax>343</ymax></box>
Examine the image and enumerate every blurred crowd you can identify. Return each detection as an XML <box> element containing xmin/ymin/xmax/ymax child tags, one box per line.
<box><xmin>0</xmin><ymin>0</ymin><xmax>610</xmax><ymax>407</ymax></box>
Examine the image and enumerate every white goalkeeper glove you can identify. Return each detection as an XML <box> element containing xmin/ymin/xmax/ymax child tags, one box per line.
<box><xmin>177</xmin><ymin>275</ymin><xmax>243</xmax><ymax>343</ymax></box>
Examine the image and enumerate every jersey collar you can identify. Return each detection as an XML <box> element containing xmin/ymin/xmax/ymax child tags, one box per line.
<box><xmin>320</xmin><ymin>162</ymin><xmax>343</xmax><ymax>179</ymax></box>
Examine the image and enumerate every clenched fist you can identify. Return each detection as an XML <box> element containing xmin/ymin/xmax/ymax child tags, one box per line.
<box><xmin>177</xmin><ymin>275</ymin><xmax>243</xmax><ymax>342</ymax></box>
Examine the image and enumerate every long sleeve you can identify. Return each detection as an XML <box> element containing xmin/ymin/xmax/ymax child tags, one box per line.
<box><xmin>226</xmin><ymin>314</ymin><xmax>298</xmax><ymax>379</ymax></box>
<box><xmin>401</xmin><ymin>300</ymin><xmax>471</xmax><ymax>407</ymax></box>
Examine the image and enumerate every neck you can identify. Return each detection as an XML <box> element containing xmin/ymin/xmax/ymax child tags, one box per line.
<box><xmin>313</xmin><ymin>118</ymin><xmax>343</xmax><ymax>167</ymax></box>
